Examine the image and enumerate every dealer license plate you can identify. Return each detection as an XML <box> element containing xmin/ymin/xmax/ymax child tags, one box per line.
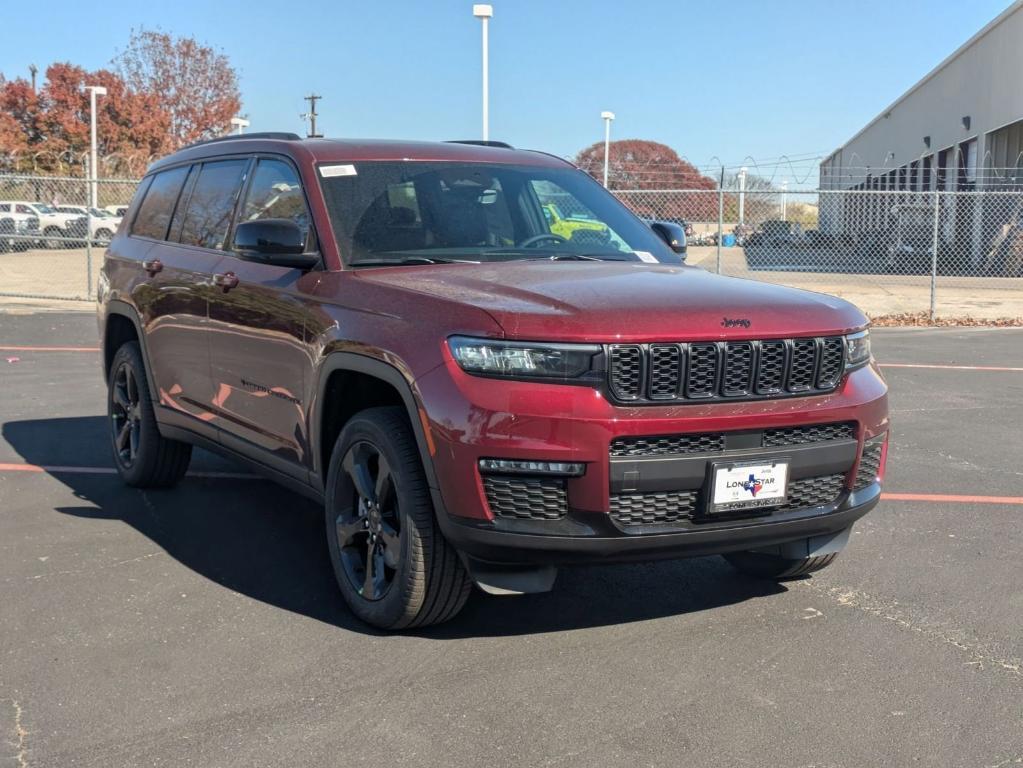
<box><xmin>708</xmin><ymin>460</ymin><xmax>789</xmax><ymax>514</ymax></box>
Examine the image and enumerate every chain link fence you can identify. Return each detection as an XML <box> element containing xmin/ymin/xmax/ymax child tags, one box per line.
<box><xmin>0</xmin><ymin>175</ymin><xmax>137</xmax><ymax>301</ymax></box>
<box><xmin>1</xmin><ymin>172</ymin><xmax>1021</xmax><ymax>319</ymax></box>
<box><xmin>615</xmin><ymin>187</ymin><xmax>1023</xmax><ymax>319</ymax></box>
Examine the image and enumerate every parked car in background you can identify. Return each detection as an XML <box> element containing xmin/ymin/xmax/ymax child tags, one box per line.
<box><xmin>53</xmin><ymin>205</ymin><xmax>122</xmax><ymax>244</ymax></box>
<box><xmin>0</xmin><ymin>201</ymin><xmax>86</xmax><ymax>249</ymax></box>
<box><xmin>104</xmin><ymin>205</ymin><xmax>130</xmax><ymax>218</ymax></box>
<box><xmin>541</xmin><ymin>202</ymin><xmax>610</xmax><ymax>244</ymax></box>
<box><xmin>0</xmin><ymin>202</ymin><xmax>41</xmax><ymax>252</ymax></box>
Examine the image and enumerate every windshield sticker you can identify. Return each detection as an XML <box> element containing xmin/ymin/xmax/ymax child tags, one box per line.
<box><xmin>319</xmin><ymin>164</ymin><xmax>358</xmax><ymax>178</ymax></box>
<box><xmin>634</xmin><ymin>251</ymin><xmax>659</xmax><ymax>263</ymax></box>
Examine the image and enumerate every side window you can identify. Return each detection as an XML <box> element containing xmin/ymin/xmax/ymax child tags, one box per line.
<box><xmin>236</xmin><ymin>158</ymin><xmax>311</xmax><ymax>248</ymax></box>
<box><xmin>0</xmin><ymin>204</ymin><xmax>9</xmax><ymax>213</ymax></box>
<box><xmin>132</xmin><ymin>167</ymin><xmax>189</xmax><ymax>240</ymax></box>
<box><xmin>176</xmin><ymin>159</ymin><xmax>249</xmax><ymax>250</ymax></box>
<box><xmin>16</xmin><ymin>205</ymin><xmax>33</xmax><ymax>215</ymax></box>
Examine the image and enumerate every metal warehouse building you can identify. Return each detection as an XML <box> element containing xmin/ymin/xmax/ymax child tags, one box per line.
<box><xmin>818</xmin><ymin>2</ymin><xmax>1023</xmax><ymax>268</ymax></box>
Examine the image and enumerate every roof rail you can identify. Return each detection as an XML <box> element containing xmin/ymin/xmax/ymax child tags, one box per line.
<box><xmin>446</xmin><ymin>140</ymin><xmax>514</xmax><ymax>149</ymax></box>
<box><xmin>183</xmin><ymin>132</ymin><xmax>302</xmax><ymax>150</ymax></box>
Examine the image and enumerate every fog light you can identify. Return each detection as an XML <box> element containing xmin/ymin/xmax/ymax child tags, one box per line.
<box><xmin>478</xmin><ymin>458</ymin><xmax>585</xmax><ymax>476</ymax></box>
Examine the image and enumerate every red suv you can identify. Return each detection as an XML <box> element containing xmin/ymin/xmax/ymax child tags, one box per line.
<box><xmin>97</xmin><ymin>134</ymin><xmax>889</xmax><ymax>629</ymax></box>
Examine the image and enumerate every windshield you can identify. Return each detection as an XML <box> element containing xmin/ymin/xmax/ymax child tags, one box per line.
<box><xmin>318</xmin><ymin>161</ymin><xmax>677</xmax><ymax>266</ymax></box>
<box><xmin>35</xmin><ymin>204</ymin><xmax>54</xmax><ymax>213</ymax></box>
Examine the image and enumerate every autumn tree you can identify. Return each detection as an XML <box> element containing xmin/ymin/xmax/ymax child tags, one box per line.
<box><xmin>574</xmin><ymin>139</ymin><xmax>718</xmax><ymax>219</ymax></box>
<box><xmin>115</xmin><ymin>29</ymin><xmax>241</xmax><ymax>149</ymax></box>
<box><xmin>0</xmin><ymin>64</ymin><xmax>169</xmax><ymax>173</ymax></box>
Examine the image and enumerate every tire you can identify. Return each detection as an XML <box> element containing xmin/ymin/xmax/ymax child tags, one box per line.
<box><xmin>43</xmin><ymin>227</ymin><xmax>63</xmax><ymax>250</ymax></box>
<box><xmin>107</xmin><ymin>341</ymin><xmax>192</xmax><ymax>488</ymax></box>
<box><xmin>95</xmin><ymin>228</ymin><xmax>113</xmax><ymax>245</ymax></box>
<box><xmin>324</xmin><ymin>406</ymin><xmax>472</xmax><ymax>630</ymax></box>
<box><xmin>722</xmin><ymin>551</ymin><xmax>838</xmax><ymax>580</ymax></box>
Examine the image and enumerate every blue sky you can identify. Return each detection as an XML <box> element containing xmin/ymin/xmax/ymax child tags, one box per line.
<box><xmin>0</xmin><ymin>0</ymin><xmax>1012</xmax><ymax>181</ymax></box>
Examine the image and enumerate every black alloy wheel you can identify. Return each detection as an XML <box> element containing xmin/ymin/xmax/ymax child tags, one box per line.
<box><xmin>334</xmin><ymin>440</ymin><xmax>403</xmax><ymax>601</ymax></box>
<box><xmin>110</xmin><ymin>359</ymin><xmax>142</xmax><ymax>468</ymax></box>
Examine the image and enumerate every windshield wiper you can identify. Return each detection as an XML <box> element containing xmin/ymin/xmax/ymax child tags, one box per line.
<box><xmin>351</xmin><ymin>256</ymin><xmax>478</xmax><ymax>267</ymax></box>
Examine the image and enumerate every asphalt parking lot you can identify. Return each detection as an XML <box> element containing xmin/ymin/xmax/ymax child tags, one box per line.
<box><xmin>1</xmin><ymin>312</ymin><xmax>1021</xmax><ymax>767</ymax></box>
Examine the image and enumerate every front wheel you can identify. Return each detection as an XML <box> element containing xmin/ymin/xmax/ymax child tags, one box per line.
<box><xmin>324</xmin><ymin>406</ymin><xmax>472</xmax><ymax>630</ymax></box>
<box><xmin>722</xmin><ymin>551</ymin><xmax>838</xmax><ymax>580</ymax></box>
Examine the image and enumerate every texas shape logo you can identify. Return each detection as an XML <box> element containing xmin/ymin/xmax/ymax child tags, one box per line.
<box><xmin>742</xmin><ymin>473</ymin><xmax>764</xmax><ymax>497</ymax></box>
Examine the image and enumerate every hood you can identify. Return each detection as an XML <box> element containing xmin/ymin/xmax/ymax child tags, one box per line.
<box><xmin>354</xmin><ymin>261</ymin><xmax>868</xmax><ymax>342</ymax></box>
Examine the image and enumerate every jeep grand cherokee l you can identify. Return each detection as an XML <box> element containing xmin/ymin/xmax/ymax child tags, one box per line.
<box><xmin>97</xmin><ymin>134</ymin><xmax>889</xmax><ymax>630</ymax></box>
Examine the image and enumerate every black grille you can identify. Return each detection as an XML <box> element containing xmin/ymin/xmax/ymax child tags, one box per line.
<box><xmin>608</xmin><ymin>345</ymin><xmax>643</xmax><ymax>400</ymax></box>
<box><xmin>686</xmin><ymin>343</ymin><xmax>719</xmax><ymax>398</ymax></box>
<box><xmin>817</xmin><ymin>337</ymin><xmax>845</xmax><ymax>388</ymax></box>
<box><xmin>756</xmin><ymin>340</ymin><xmax>786</xmax><ymax>393</ymax></box>
<box><xmin>778</xmin><ymin>474</ymin><xmax>846</xmax><ymax>510</ymax></box>
<box><xmin>483</xmin><ymin>476</ymin><xmax>567</xmax><ymax>520</ymax></box>
<box><xmin>854</xmin><ymin>440</ymin><xmax>885</xmax><ymax>490</ymax></box>
<box><xmin>610</xmin><ymin>433</ymin><xmax>725</xmax><ymax>457</ymax></box>
<box><xmin>788</xmin><ymin>339</ymin><xmax>818</xmax><ymax>391</ymax></box>
<box><xmin>610</xmin><ymin>490</ymin><xmax>699</xmax><ymax>525</ymax></box>
<box><xmin>763</xmin><ymin>422</ymin><xmax>855</xmax><ymax>447</ymax></box>
<box><xmin>647</xmin><ymin>345</ymin><xmax>682</xmax><ymax>399</ymax></box>
<box><xmin>609</xmin><ymin>473</ymin><xmax>846</xmax><ymax>528</ymax></box>
<box><xmin>722</xmin><ymin>342</ymin><xmax>754</xmax><ymax>396</ymax></box>
<box><xmin>608</xmin><ymin>337</ymin><xmax>847</xmax><ymax>404</ymax></box>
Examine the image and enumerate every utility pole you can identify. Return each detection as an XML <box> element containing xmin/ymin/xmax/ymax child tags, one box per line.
<box><xmin>737</xmin><ymin>167</ymin><xmax>747</xmax><ymax>225</ymax></box>
<box><xmin>29</xmin><ymin>64</ymin><xmax>37</xmax><ymax>94</ymax></box>
<box><xmin>302</xmin><ymin>94</ymin><xmax>323</xmax><ymax>138</ymax></box>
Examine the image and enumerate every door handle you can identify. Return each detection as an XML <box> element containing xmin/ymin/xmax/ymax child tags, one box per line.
<box><xmin>142</xmin><ymin>258</ymin><xmax>163</xmax><ymax>276</ymax></box>
<box><xmin>213</xmin><ymin>271</ymin><xmax>239</xmax><ymax>292</ymax></box>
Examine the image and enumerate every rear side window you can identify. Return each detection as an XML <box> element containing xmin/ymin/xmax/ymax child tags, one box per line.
<box><xmin>132</xmin><ymin>167</ymin><xmax>189</xmax><ymax>240</ymax></box>
<box><xmin>176</xmin><ymin>159</ymin><xmax>248</xmax><ymax>250</ymax></box>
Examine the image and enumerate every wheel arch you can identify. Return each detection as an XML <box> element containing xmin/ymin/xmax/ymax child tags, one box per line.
<box><xmin>312</xmin><ymin>353</ymin><xmax>439</xmax><ymax>494</ymax></box>
<box><xmin>102</xmin><ymin>301</ymin><xmax>159</xmax><ymax>402</ymax></box>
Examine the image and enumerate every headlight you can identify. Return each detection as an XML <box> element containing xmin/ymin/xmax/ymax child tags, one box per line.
<box><xmin>448</xmin><ymin>336</ymin><xmax>599</xmax><ymax>380</ymax></box>
<box><xmin>845</xmin><ymin>329</ymin><xmax>871</xmax><ymax>368</ymax></box>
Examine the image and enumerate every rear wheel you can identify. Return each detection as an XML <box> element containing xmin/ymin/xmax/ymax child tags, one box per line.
<box><xmin>107</xmin><ymin>341</ymin><xmax>192</xmax><ymax>487</ymax></box>
<box><xmin>95</xmin><ymin>228</ymin><xmax>114</xmax><ymax>245</ymax></box>
<box><xmin>722</xmin><ymin>551</ymin><xmax>838</xmax><ymax>580</ymax></box>
<box><xmin>325</xmin><ymin>406</ymin><xmax>472</xmax><ymax>630</ymax></box>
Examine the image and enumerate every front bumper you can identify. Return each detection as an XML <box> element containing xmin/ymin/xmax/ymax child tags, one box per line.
<box><xmin>416</xmin><ymin>357</ymin><xmax>888</xmax><ymax>565</ymax></box>
<box><xmin>436</xmin><ymin>482</ymin><xmax>880</xmax><ymax>565</ymax></box>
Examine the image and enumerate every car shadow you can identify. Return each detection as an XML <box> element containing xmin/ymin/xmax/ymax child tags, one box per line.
<box><xmin>3</xmin><ymin>416</ymin><xmax>787</xmax><ymax>639</ymax></box>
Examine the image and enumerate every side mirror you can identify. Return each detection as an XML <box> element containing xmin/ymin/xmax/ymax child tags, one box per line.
<box><xmin>233</xmin><ymin>219</ymin><xmax>319</xmax><ymax>269</ymax></box>
<box><xmin>648</xmin><ymin>220</ymin><xmax>687</xmax><ymax>257</ymax></box>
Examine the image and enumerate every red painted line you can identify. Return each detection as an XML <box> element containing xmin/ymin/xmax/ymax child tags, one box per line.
<box><xmin>882</xmin><ymin>492</ymin><xmax>1023</xmax><ymax>505</ymax></box>
<box><xmin>0</xmin><ymin>462</ymin><xmax>256</xmax><ymax>479</ymax></box>
<box><xmin>880</xmin><ymin>363</ymin><xmax>1023</xmax><ymax>372</ymax></box>
<box><xmin>0</xmin><ymin>345</ymin><xmax>100</xmax><ymax>352</ymax></box>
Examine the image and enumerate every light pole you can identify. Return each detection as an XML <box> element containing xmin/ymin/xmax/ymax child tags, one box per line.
<box><xmin>84</xmin><ymin>85</ymin><xmax>107</xmax><ymax>208</ymax></box>
<box><xmin>230</xmin><ymin>117</ymin><xmax>250</xmax><ymax>135</ymax></box>
<box><xmin>601</xmin><ymin>110</ymin><xmax>615</xmax><ymax>188</ymax></box>
<box><xmin>780</xmin><ymin>180</ymin><xmax>788</xmax><ymax>221</ymax></box>
<box><xmin>737</xmin><ymin>166</ymin><xmax>747</xmax><ymax>225</ymax></box>
<box><xmin>473</xmin><ymin>4</ymin><xmax>493</xmax><ymax>141</ymax></box>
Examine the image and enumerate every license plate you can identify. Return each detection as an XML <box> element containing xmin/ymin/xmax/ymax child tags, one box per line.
<box><xmin>708</xmin><ymin>460</ymin><xmax>789</xmax><ymax>514</ymax></box>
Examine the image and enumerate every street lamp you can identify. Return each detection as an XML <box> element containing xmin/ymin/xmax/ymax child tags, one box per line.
<box><xmin>230</xmin><ymin>117</ymin><xmax>250</xmax><ymax>135</ymax></box>
<box><xmin>84</xmin><ymin>85</ymin><xmax>107</xmax><ymax>208</ymax></box>
<box><xmin>780</xmin><ymin>180</ymin><xmax>788</xmax><ymax>221</ymax></box>
<box><xmin>601</xmin><ymin>111</ymin><xmax>615</xmax><ymax>188</ymax></box>
<box><xmin>473</xmin><ymin>4</ymin><xmax>493</xmax><ymax>141</ymax></box>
